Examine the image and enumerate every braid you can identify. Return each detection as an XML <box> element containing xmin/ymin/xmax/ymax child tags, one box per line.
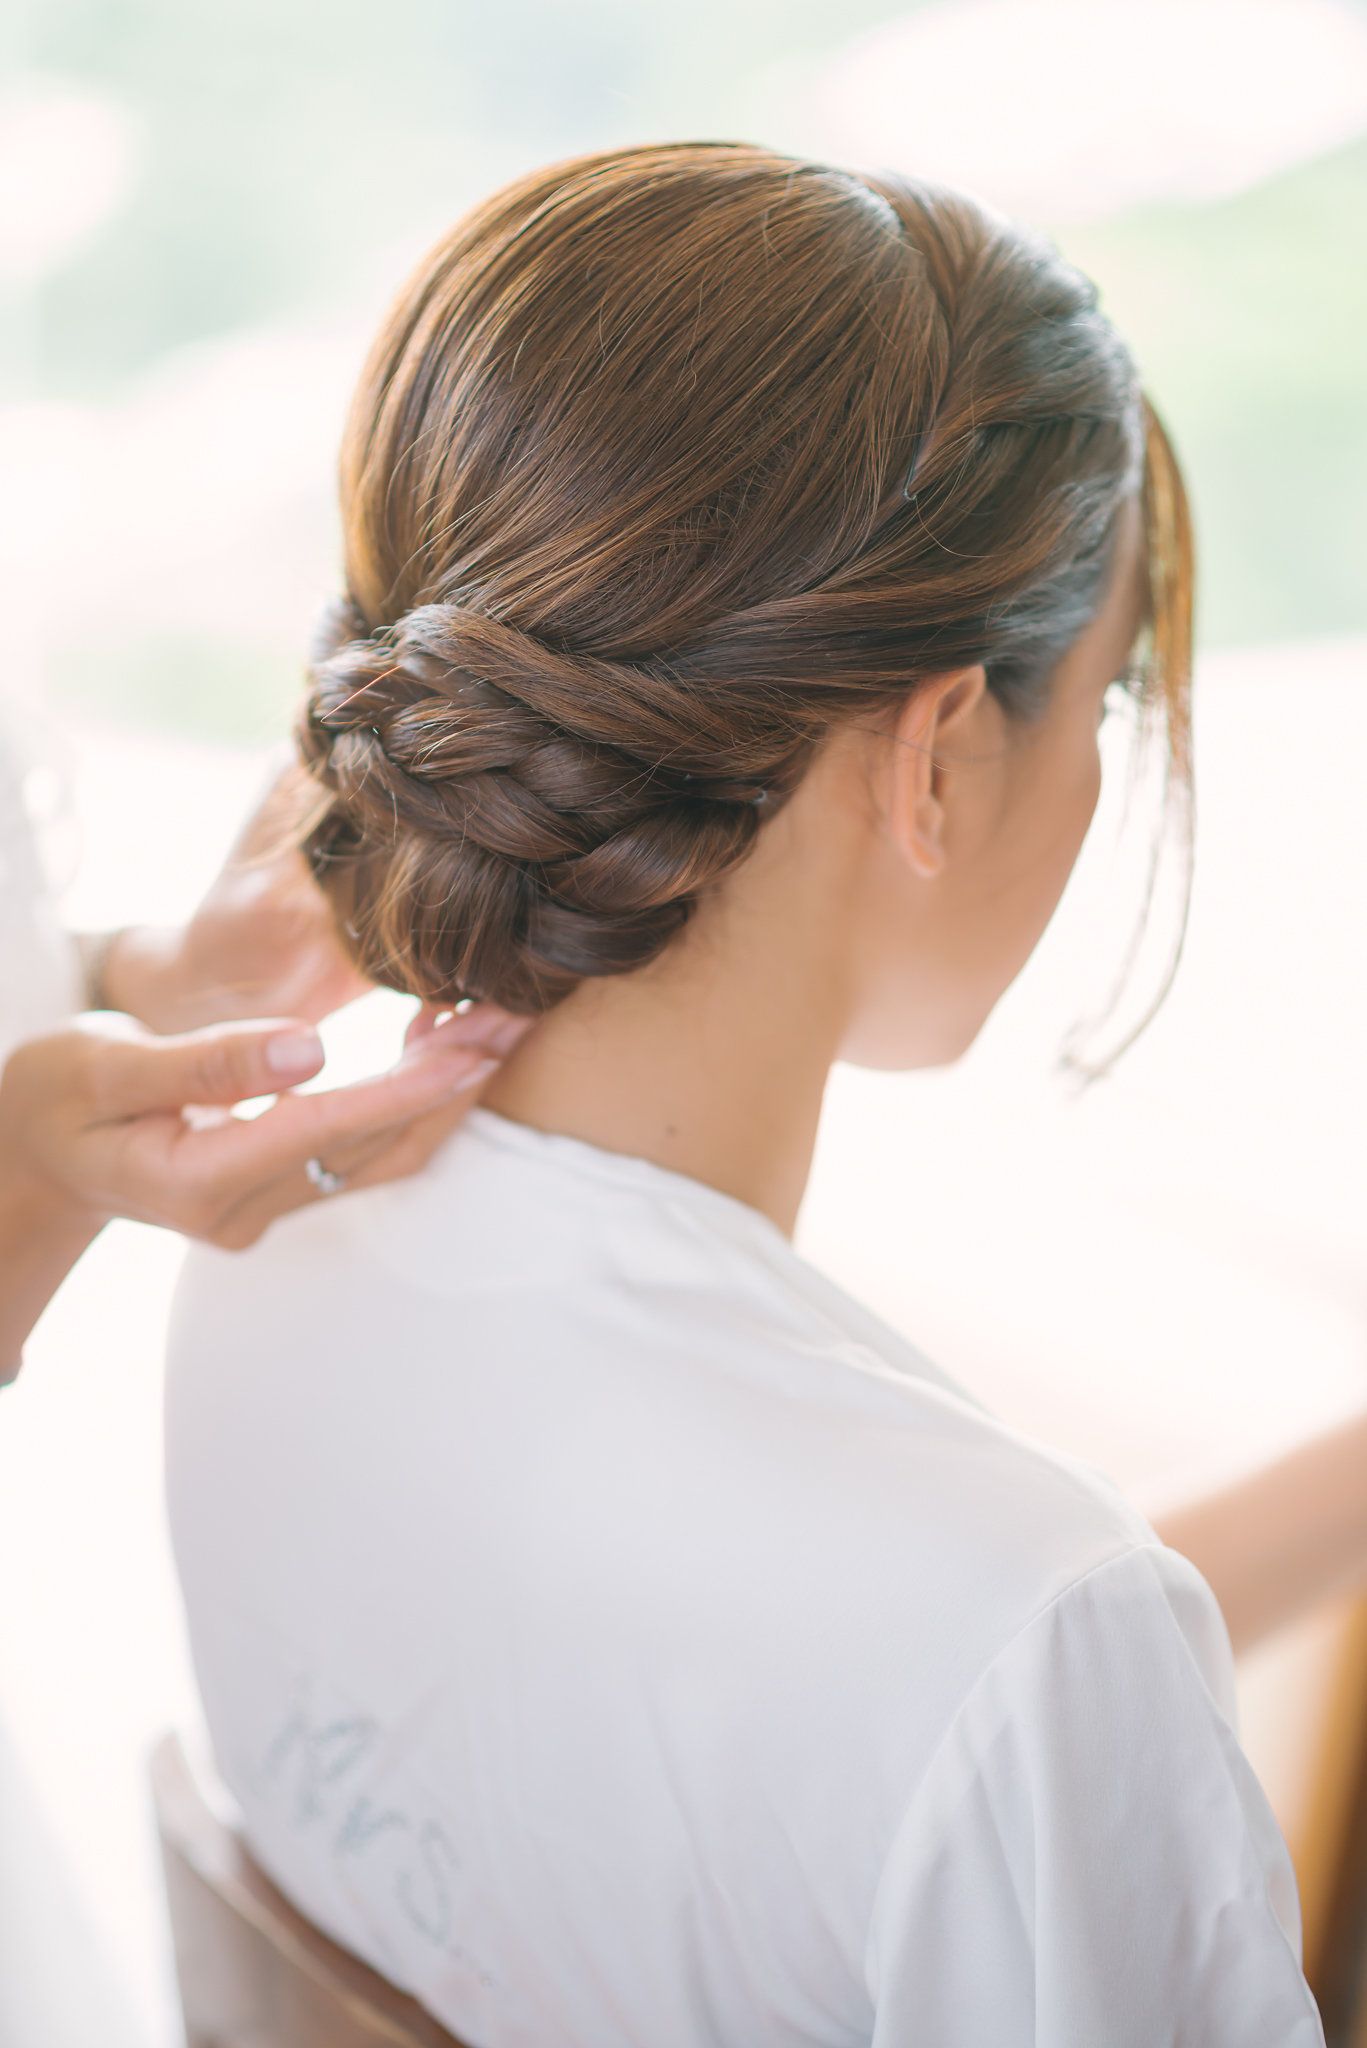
<box><xmin>297</xmin><ymin>600</ymin><xmax>800</xmax><ymax>1012</ymax></box>
<box><xmin>283</xmin><ymin>144</ymin><xmax>1180</xmax><ymax>1041</ymax></box>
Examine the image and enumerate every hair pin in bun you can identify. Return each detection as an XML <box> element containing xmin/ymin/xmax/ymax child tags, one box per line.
<box><xmin>901</xmin><ymin>412</ymin><xmax>945</xmax><ymax>501</ymax></box>
<box><xmin>678</xmin><ymin>769</ymin><xmax>768</xmax><ymax>806</ymax></box>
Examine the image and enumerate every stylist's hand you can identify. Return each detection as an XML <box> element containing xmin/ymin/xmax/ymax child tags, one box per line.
<box><xmin>0</xmin><ymin>1001</ymin><xmax>529</xmax><ymax>1254</ymax></box>
<box><xmin>95</xmin><ymin>760</ymin><xmax>368</xmax><ymax>1033</ymax></box>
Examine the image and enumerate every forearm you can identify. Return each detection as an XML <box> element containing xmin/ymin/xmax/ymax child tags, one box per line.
<box><xmin>1153</xmin><ymin>1407</ymin><xmax>1367</xmax><ymax>1657</ymax></box>
<box><xmin>0</xmin><ymin>1162</ymin><xmax>104</xmax><ymax>1385</ymax></box>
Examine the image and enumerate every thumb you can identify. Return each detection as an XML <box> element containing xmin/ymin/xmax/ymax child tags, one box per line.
<box><xmin>89</xmin><ymin>1018</ymin><xmax>326</xmax><ymax>1119</ymax></box>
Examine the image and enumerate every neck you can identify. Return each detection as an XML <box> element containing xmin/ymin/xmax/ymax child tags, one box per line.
<box><xmin>476</xmin><ymin>819</ymin><xmax>861</xmax><ymax>1239</ymax></box>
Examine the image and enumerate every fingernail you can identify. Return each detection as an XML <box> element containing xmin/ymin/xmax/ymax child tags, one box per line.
<box><xmin>265</xmin><ymin>1028</ymin><xmax>324</xmax><ymax>1078</ymax></box>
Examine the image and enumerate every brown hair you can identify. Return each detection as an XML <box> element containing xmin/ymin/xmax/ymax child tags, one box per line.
<box><xmin>294</xmin><ymin>141</ymin><xmax>1194</xmax><ymax>1060</ymax></box>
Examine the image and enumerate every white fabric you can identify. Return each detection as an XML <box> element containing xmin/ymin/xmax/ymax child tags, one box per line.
<box><xmin>0</xmin><ymin>709</ymin><xmax>147</xmax><ymax>2048</ymax></box>
<box><xmin>164</xmin><ymin>1103</ymin><xmax>1325</xmax><ymax>2047</ymax></box>
<box><xmin>0</xmin><ymin>701</ymin><xmax>82</xmax><ymax>1056</ymax></box>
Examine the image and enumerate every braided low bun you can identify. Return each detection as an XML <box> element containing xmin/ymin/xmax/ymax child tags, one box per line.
<box><xmin>297</xmin><ymin>598</ymin><xmax>796</xmax><ymax>1012</ymax></box>
<box><xmin>288</xmin><ymin>142</ymin><xmax>1191</xmax><ymax>1032</ymax></box>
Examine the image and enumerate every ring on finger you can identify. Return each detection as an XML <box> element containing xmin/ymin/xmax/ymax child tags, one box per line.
<box><xmin>304</xmin><ymin>1155</ymin><xmax>348</xmax><ymax>1197</ymax></box>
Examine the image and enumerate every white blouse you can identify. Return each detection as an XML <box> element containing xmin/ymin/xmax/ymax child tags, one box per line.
<box><xmin>164</xmin><ymin>1102</ymin><xmax>1325</xmax><ymax>2047</ymax></box>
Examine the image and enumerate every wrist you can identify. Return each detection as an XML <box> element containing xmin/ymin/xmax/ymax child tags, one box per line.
<box><xmin>0</xmin><ymin>1157</ymin><xmax>107</xmax><ymax>1390</ymax></box>
<box><xmin>90</xmin><ymin>925</ymin><xmax>186</xmax><ymax>1030</ymax></box>
<box><xmin>0</xmin><ymin>1149</ymin><xmax>108</xmax><ymax>1248</ymax></box>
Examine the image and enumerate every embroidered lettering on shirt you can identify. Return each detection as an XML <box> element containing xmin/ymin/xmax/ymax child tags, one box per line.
<box><xmin>248</xmin><ymin>1671</ymin><xmax>499</xmax><ymax>1993</ymax></box>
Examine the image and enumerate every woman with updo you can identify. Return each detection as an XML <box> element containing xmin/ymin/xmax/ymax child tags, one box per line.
<box><xmin>162</xmin><ymin>144</ymin><xmax>1349</xmax><ymax>2044</ymax></box>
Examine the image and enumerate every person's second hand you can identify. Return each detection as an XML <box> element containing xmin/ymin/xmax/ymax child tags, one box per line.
<box><xmin>0</xmin><ymin>1000</ymin><xmax>533</xmax><ymax>1385</ymax></box>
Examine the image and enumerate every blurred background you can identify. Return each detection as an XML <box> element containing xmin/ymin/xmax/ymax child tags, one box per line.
<box><xmin>3</xmin><ymin>1</ymin><xmax>1366</xmax><ymax>2042</ymax></box>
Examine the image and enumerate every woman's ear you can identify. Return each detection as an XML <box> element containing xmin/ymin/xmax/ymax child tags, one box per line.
<box><xmin>888</xmin><ymin>665</ymin><xmax>988</xmax><ymax>879</ymax></box>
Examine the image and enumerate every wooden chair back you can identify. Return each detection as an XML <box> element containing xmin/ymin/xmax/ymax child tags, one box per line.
<box><xmin>149</xmin><ymin>1730</ymin><xmax>468</xmax><ymax>2047</ymax></box>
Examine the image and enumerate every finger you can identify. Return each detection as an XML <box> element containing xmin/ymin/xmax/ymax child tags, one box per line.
<box><xmin>403</xmin><ymin>1003</ymin><xmax>446</xmax><ymax>1053</ymax></box>
<box><xmin>403</xmin><ymin>999</ymin><xmax>534</xmax><ymax>1057</ymax></box>
<box><xmin>174</xmin><ymin>1032</ymin><xmax>502</xmax><ymax>1195</ymax></box>
<box><xmin>255</xmin><ymin>948</ymin><xmax>374</xmax><ymax>1030</ymax></box>
<box><xmin>214</xmin><ymin>1078</ymin><xmax>465</xmax><ymax>1202</ymax></box>
<box><xmin>222</xmin><ymin>751</ymin><xmax>315</xmax><ymax>868</ymax></box>
<box><xmin>77</xmin><ymin>1016</ymin><xmax>326</xmax><ymax>1122</ymax></box>
<box><xmin>197</xmin><ymin>1072</ymin><xmax>492</xmax><ymax>1248</ymax></box>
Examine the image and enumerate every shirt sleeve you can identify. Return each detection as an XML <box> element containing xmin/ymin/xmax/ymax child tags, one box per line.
<box><xmin>864</xmin><ymin>1542</ymin><xmax>1326</xmax><ymax>2047</ymax></box>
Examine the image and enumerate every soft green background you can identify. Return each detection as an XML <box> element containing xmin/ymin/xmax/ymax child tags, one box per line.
<box><xmin>27</xmin><ymin>0</ymin><xmax>1367</xmax><ymax>741</ymax></box>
